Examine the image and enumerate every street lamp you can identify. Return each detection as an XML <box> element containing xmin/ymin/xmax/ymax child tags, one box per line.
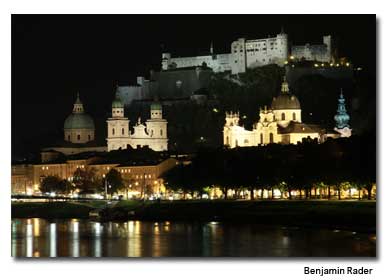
<box><xmin>103</xmin><ymin>174</ymin><xmax>108</xmax><ymax>200</ymax></box>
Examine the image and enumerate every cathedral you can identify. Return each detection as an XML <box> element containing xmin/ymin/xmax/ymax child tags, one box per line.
<box><xmin>223</xmin><ymin>77</ymin><xmax>351</xmax><ymax>148</ymax></box>
<box><xmin>106</xmin><ymin>89</ymin><xmax>168</xmax><ymax>152</ymax></box>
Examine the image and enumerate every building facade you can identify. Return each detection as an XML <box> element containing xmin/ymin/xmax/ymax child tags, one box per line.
<box><xmin>107</xmin><ymin>91</ymin><xmax>168</xmax><ymax>152</ymax></box>
<box><xmin>11</xmin><ymin>155</ymin><xmax>177</xmax><ymax>197</ymax></box>
<box><xmin>223</xmin><ymin>77</ymin><xmax>349</xmax><ymax>148</ymax></box>
<box><xmin>162</xmin><ymin>32</ymin><xmax>289</xmax><ymax>75</ymax></box>
<box><xmin>291</xmin><ymin>35</ymin><xmax>333</xmax><ymax>62</ymax></box>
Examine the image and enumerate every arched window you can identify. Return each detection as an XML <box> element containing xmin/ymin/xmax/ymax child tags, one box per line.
<box><xmin>160</xmin><ymin>129</ymin><xmax>163</xmax><ymax>136</ymax></box>
<box><xmin>150</xmin><ymin>130</ymin><xmax>154</xmax><ymax>137</ymax></box>
<box><xmin>77</xmin><ymin>134</ymin><xmax>80</xmax><ymax>141</ymax></box>
<box><xmin>260</xmin><ymin>133</ymin><xmax>263</xmax><ymax>144</ymax></box>
<box><xmin>281</xmin><ymin>112</ymin><xmax>286</xmax><ymax>121</ymax></box>
<box><xmin>122</xmin><ymin>128</ymin><xmax>125</xmax><ymax>135</ymax></box>
<box><xmin>269</xmin><ymin>133</ymin><xmax>274</xmax><ymax>143</ymax></box>
<box><xmin>293</xmin><ymin>112</ymin><xmax>296</xmax><ymax>121</ymax></box>
<box><xmin>112</xmin><ymin>128</ymin><xmax>115</xmax><ymax>135</ymax></box>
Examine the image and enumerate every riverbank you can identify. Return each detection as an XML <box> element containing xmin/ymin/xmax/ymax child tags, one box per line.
<box><xmin>12</xmin><ymin>200</ymin><xmax>376</xmax><ymax>231</ymax></box>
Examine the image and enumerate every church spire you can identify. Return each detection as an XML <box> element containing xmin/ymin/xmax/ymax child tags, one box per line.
<box><xmin>334</xmin><ymin>88</ymin><xmax>350</xmax><ymax>129</ymax></box>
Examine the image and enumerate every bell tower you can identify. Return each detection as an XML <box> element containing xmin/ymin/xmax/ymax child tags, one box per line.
<box><xmin>334</xmin><ymin>89</ymin><xmax>352</xmax><ymax>137</ymax></box>
<box><xmin>106</xmin><ymin>86</ymin><xmax>130</xmax><ymax>151</ymax></box>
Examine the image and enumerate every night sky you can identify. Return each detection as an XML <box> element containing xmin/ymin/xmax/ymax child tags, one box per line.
<box><xmin>11</xmin><ymin>14</ymin><xmax>376</xmax><ymax>158</ymax></box>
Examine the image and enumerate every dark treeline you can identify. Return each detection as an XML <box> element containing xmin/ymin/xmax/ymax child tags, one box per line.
<box><xmin>164</xmin><ymin>132</ymin><xmax>376</xmax><ymax>200</ymax></box>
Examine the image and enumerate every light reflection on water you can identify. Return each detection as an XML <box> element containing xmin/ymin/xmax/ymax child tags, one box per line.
<box><xmin>11</xmin><ymin>218</ymin><xmax>376</xmax><ymax>257</ymax></box>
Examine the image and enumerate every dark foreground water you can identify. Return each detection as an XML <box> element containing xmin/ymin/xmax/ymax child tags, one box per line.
<box><xmin>11</xmin><ymin>218</ymin><xmax>376</xmax><ymax>257</ymax></box>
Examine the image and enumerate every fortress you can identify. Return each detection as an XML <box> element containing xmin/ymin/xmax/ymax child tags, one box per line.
<box><xmin>117</xmin><ymin>31</ymin><xmax>335</xmax><ymax>106</ymax></box>
<box><xmin>162</xmin><ymin>32</ymin><xmax>333</xmax><ymax>74</ymax></box>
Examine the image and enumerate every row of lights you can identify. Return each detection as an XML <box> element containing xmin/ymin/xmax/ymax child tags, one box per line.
<box><xmin>286</xmin><ymin>56</ymin><xmax>351</xmax><ymax>68</ymax></box>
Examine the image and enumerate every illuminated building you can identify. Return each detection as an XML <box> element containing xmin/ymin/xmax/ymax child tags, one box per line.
<box><xmin>223</xmin><ymin>77</ymin><xmax>350</xmax><ymax>148</ymax></box>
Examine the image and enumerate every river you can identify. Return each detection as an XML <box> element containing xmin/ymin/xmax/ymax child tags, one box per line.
<box><xmin>11</xmin><ymin>218</ymin><xmax>376</xmax><ymax>257</ymax></box>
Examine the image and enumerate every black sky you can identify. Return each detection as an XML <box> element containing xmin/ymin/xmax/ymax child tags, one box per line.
<box><xmin>11</xmin><ymin>14</ymin><xmax>376</xmax><ymax>158</ymax></box>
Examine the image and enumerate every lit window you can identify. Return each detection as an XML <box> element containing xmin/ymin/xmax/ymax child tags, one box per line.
<box><xmin>293</xmin><ymin>112</ymin><xmax>296</xmax><ymax>121</ymax></box>
<box><xmin>281</xmin><ymin>113</ymin><xmax>286</xmax><ymax>121</ymax></box>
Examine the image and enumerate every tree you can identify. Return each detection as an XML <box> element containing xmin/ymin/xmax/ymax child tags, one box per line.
<box><xmin>105</xmin><ymin>169</ymin><xmax>124</xmax><ymax>195</ymax></box>
<box><xmin>40</xmin><ymin>176</ymin><xmax>66</xmax><ymax>194</ymax></box>
<box><xmin>73</xmin><ymin>167</ymin><xmax>100</xmax><ymax>193</ymax></box>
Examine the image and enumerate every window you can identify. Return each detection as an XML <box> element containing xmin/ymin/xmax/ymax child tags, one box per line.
<box><xmin>112</xmin><ymin>128</ymin><xmax>115</xmax><ymax>135</ymax></box>
<box><xmin>293</xmin><ymin>112</ymin><xmax>296</xmax><ymax>121</ymax></box>
<box><xmin>77</xmin><ymin>134</ymin><xmax>80</xmax><ymax>140</ymax></box>
<box><xmin>244</xmin><ymin>139</ymin><xmax>249</xmax><ymax>144</ymax></box>
<box><xmin>88</xmin><ymin>135</ymin><xmax>91</xmax><ymax>141</ymax></box>
<box><xmin>160</xmin><ymin>129</ymin><xmax>163</xmax><ymax>136</ymax></box>
<box><xmin>282</xmin><ymin>113</ymin><xmax>286</xmax><ymax>120</ymax></box>
<box><xmin>260</xmin><ymin>133</ymin><xmax>263</xmax><ymax>144</ymax></box>
<box><xmin>270</xmin><ymin>133</ymin><xmax>274</xmax><ymax>143</ymax></box>
<box><xmin>68</xmin><ymin>135</ymin><xmax>70</xmax><ymax>141</ymax></box>
<box><xmin>122</xmin><ymin>128</ymin><xmax>125</xmax><ymax>135</ymax></box>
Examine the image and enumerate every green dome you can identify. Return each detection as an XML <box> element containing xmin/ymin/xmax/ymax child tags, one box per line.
<box><xmin>64</xmin><ymin>113</ymin><xmax>95</xmax><ymax>130</ymax></box>
<box><xmin>151</xmin><ymin>102</ymin><xmax>162</xmax><ymax>110</ymax></box>
<box><xmin>112</xmin><ymin>97</ymin><xmax>123</xmax><ymax>108</ymax></box>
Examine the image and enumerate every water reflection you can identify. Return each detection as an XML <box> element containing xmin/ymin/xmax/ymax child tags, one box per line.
<box><xmin>49</xmin><ymin>223</ymin><xmax>56</xmax><ymax>257</ymax></box>
<box><xmin>11</xmin><ymin>218</ymin><xmax>376</xmax><ymax>257</ymax></box>
<box><xmin>26</xmin><ymin>220</ymin><xmax>33</xmax><ymax>257</ymax></box>
<box><xmin>93</xmin><ymin>222</ymin><xmax>102</xmax><ymax>257</ymax></box>
<box><xmin>71</xmin><ymin>219</ymin><xmax>79</xmax><ymax>257</ymax></box>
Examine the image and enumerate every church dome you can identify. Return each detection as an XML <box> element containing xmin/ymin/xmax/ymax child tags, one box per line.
<box><xmin>271</xmin><ymin>76</ymin><xmax>301</xmax><ymax>110</ymax></box>
<box><xmin>64</xmin><ymin>93</ymin><xmax>95</xmax><ymax>130</ymax></box>
<box><xmin>151</xmin><ymin>102</ymin><xmax>162</xmax><ymax>110</ymax></box>
<box><xmin>64</xmin><ymin>113</ymin><xmax>95</xmax><ymax>129</ymax></box>
<box><xmin>271</xmin><ymin>94</ymin><xmax>301</xmax><ymax>110</ymax></box>
<box><xmin>112</xmin><ymin>97</ymin><xmax>123</xmax><ymax>108</ymax></box>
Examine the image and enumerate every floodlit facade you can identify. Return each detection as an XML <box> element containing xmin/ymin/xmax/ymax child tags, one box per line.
<box><xmin>107</xmin><ymin>89</ymin><xmax>168</xmax><ymax>152</ymax></box>
<box><xmin>223</xmin><ymin>77</ymin><xmax>349</xmax><ymax>148</ymax></box>
<box><xmin>162</xmin><ymin>32</ymin><xmax>334</xmax><ymax>74</ymax></box>
<box><xmin>162</xmin><ymin>31</ymin><xmax>288</xmax><ymax>75</ymax></box>
<box><xmin>11</xmin><ymin>156</ymin><xmax>177</xmax><ymax>197</ymax></box>
<box><xmin>291</xmin><ymin>35</ymin><xmax>333</xmax><ymax>63</ymax></box>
